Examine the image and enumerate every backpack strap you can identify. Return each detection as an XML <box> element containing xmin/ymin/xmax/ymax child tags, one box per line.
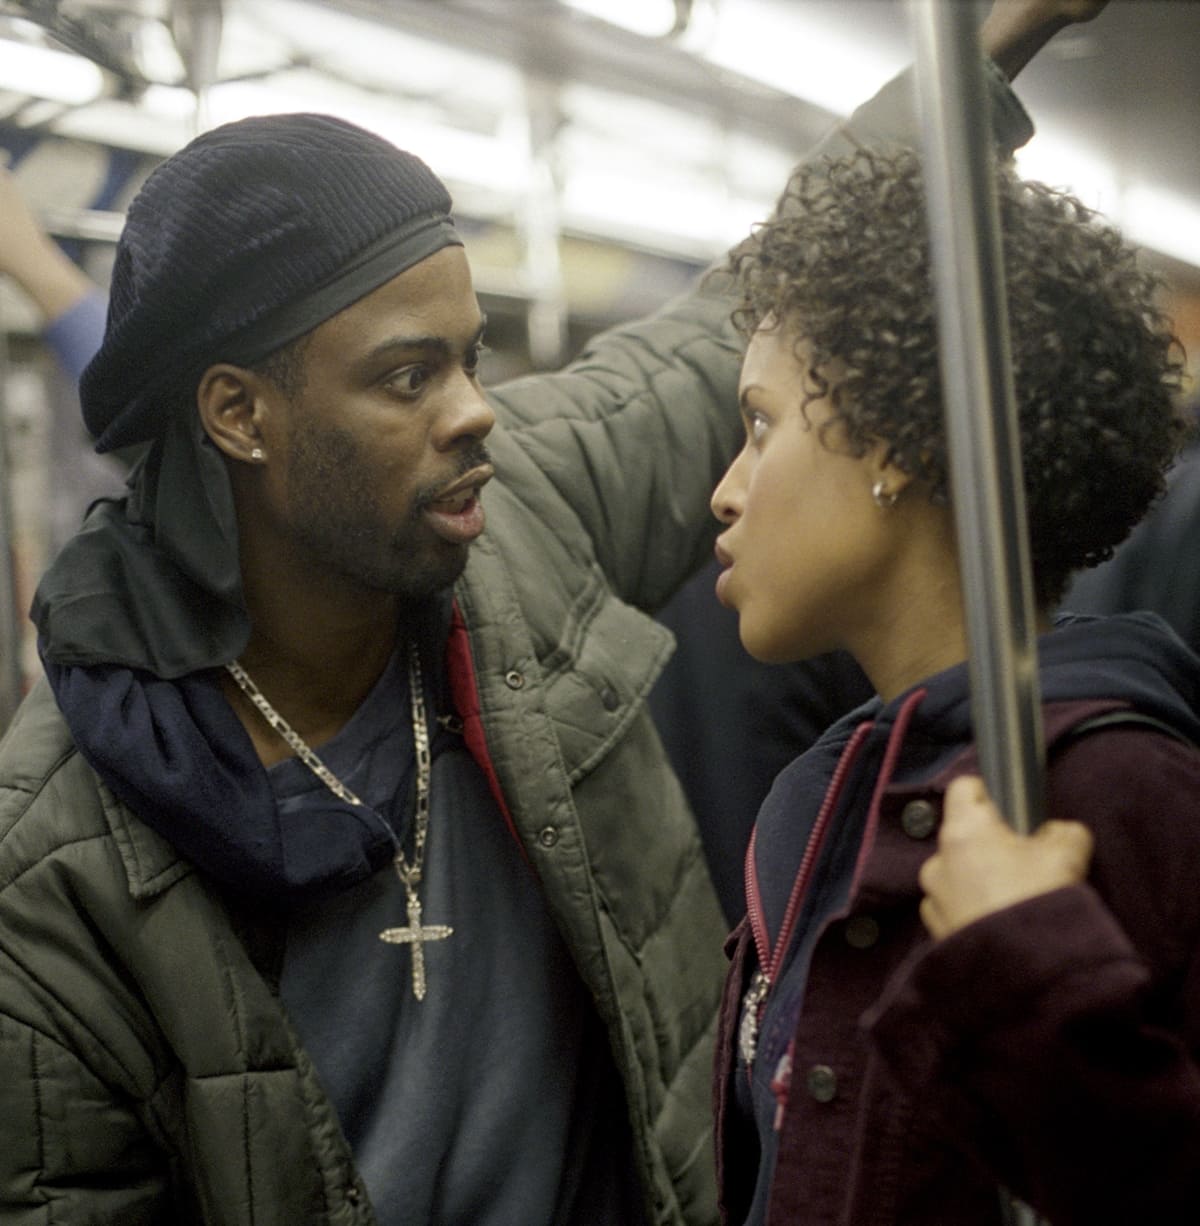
<box><xmin>1052</xmin><ymin>709</ymin><xmax>1197</xmax><ymax>756</ymax></box>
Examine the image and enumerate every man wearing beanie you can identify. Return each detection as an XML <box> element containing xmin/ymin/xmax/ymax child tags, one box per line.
<box><xmin>0</xmin><ymin>5</ymin><xmax>1090</xmax><ymax>1223</ymax></box>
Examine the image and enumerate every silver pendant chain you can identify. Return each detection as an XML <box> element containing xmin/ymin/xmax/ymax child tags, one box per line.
<box><xmin>225</xmin><ymin>642</ymin><xmax>448</xmax><ymax>999</ymax></box>
<box><xmin>225</xmin><ymin>657</ymin><xmax>371</xmax><ymax>807</ymax></box>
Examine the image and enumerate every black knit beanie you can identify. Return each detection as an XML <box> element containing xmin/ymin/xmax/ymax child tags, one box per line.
<box><xmin>81</xmin><ymin>112</ymin><xmax>461</xmax><ymax>452</ymax></box>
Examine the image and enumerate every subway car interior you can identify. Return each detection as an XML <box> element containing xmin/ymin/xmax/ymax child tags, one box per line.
<box><xmin>3</xmin><ymin>7</ymin><xmax>1200</xmax><ymax>1223</ymax></box>
<box><xmin>1</xmin><ymin>0</ymin><xmax>1198</xmax><ymax>717</ymax></box>
<box><xmin>0</xmin><ymin>0</ymin><xmax>1196</xmax><ymax>715</ymax></box>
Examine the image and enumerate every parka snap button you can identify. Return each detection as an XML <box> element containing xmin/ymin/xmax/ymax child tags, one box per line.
<box><xmin>844</xmin><ymin>915</ymin><xmax>880</xmax><ymax>949</ymax></box>
<box><xmin>504</xmin><ymin>669</ymin><xmax>525</xmax><ymax>690</ymax></box>
<box><xmin>900</xmin><ymin>799</ymin><xmax>938</xmax><ymax>840</ymax></box>
<box><xmin>806</xmin><ymin>1064</ymin><xmax>837</xmax><ymax>1103</ymax></box>
<box><xmin>538</xmin><ymin>825</ymin><xmax>560</xmax><ymax>848</ymax></box>
<box><xmin>600</xmin><ymin>684</ymin><xmax>620</xmax><ymax>712</ymax></box>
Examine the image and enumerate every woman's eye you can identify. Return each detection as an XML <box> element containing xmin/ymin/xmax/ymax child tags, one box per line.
<box><xmin>749</xmin><ymin>412</ymin><xmax>769</xmax><ymax>444</ymax></box>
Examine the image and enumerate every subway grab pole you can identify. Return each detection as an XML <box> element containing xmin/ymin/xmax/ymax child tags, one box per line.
<box><xmin>907</xmin><ymin>0</ymin><xmax>1045</xmax><ymax>830</ymax></box>
<box><xmin>0</xmin><ymin>390</ymin><xmax>22</xmax><ymax>731</ymax></box>
<box><xmin>907</xmin><ymin>1</ymin><xmax>1047</xmax><ymax>1223</ymax></box>
<box><xmin>0</xmin><ymin>322</ymin><xmax>25</xmax><ymax>731</ymax></box>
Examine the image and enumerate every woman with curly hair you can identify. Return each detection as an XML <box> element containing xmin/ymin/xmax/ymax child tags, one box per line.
<box><xmin>710</xmin><ymin>145</ymin><xmax>1199</xmax><ymax>1226</ymax></box>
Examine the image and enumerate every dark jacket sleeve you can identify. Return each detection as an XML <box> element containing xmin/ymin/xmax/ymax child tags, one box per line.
<box><xmin>864</xmin><ymin>728</ymin><xmax>1200</xmax><ymax>1226</ymax></box>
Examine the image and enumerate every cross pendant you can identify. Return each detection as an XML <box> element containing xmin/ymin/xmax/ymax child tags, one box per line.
<box><xmin>379</xmin><ymin>888</ymin><xmax>453</xmax><ymax>1001</ymax></box>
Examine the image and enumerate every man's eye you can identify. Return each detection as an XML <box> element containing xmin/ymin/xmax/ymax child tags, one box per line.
<box><xmin>465</xmin><ymin>343</ymin><xmax>489</xmax><ymax>376</ymax></box>
<box><xmin>387</xmin><ymin>366</ymin><xmax>429</xmax><ymax>396</ymax></box>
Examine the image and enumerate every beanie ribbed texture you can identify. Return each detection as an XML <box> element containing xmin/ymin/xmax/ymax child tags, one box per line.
<box><xmin>82</xmin><ymin>112</ymin><xmax>455</xmax><ymax>452</ymax></box>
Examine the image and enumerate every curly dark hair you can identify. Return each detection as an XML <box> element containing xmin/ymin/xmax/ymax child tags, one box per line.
<box><xmin>729</xmin><ymin>146</ymin><xmax>1187</xmax><ymax>606</ymax></box>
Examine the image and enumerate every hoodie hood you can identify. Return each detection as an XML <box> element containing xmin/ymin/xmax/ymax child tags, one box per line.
<box><xmin>875</xmin><ymin>610</ymin><xmax>1200</xmax><ymax>760</ymax></box>
<box><xmin>39</xmin><ymin>593</ymin><xmax>455</xmax><ymax>902</ymax></box>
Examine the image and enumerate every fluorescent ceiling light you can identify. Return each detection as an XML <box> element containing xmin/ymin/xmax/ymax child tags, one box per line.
<box><xmin>50</xmin><ymin>100</ymin><xmax>193</xmax><ymax>156</ymax></box>
<box><xmin>0</xmin><ymin>38</ymin><xmax>104</xmax><ymax>105</ymax></box>
<box><xmin>208</xmin><ymin>0</ymin><xmax>295</xmax><ymax>82</ymax></box>
<box><xmin>141</xmin><ymin>83</ymin><xmax>202</xmax><ymax>121</ymax></box>
<box><xmin>133</xmin><ymin>19</ymin><xmax>186</xmax><ymax>85</ymax></box>
<box><xmin>251</xmin><ymin>0</ymin><xmax>520</xmax><ymax>101</ymax></box>
<box><xmin>561</xmin><ymin>0</ymin><xmax>679</xmax><ymax>39</ymax></box>
<box><xmin>561</xmin><ymin>83</ymin><xmax>721</xmax><ymax>165</ymax></box>
<box><xmin>206</xmin><ymin>74</ymin><xmax>527</xmax><ymax>197</ymax></box>
<box><xmin>1015</xmin><ymin>132</ymin><xmax>1200</xmax><ymax>268</ymax></box>
<box><xmin>700</xmin><ymin>0</ymin><xmax>904</xmax><ymax>116</ymax></box>
<box><xmin>562</xmin><ymin>165</ymin><xmax>768</xmax><ymax>258</ymax></box>
<box><xmin>1122</xmin><ymin>184</ymin><xmax>1200</xmax><ymax>270</ymax></box>
<box><xmin>725</xmin><ymin>134</ymin><xmax>795</xmax><ymax>202</ymax></box>
<box><xmin>565</xmin><ymin>0</ymin><xmax>901</xmax><ymax>111</ymax></box>
<box><xmin>1014</xmin><ymin>129</ymin><xmax>1120</xmax><ymax>214</ymax></box>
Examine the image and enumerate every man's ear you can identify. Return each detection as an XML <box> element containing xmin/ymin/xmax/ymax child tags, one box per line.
<box><xmin>197</xmin><ymin>363</ymin><xmax>270</xmax><ymax>464</ymax></box>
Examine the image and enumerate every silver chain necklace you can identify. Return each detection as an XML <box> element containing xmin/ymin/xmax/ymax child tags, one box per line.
<box><xmin>224</xmin><ymin>642</ymin><xmax>452</xmax><ymax>1000</ymax></box>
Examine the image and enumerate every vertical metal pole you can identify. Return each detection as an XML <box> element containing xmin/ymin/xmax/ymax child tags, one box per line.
<box><xmin>520</xmin><ymin>75</ymin><xmax>569</xmax><ymax>370</ymax></box>
<box><xmin>908</xmin><ymin>3</ymin><xmax>1047</xmax><ymax>1221</ymax></box>
<box><xmin>170</xmin><ymin>0</ymin><xmax>223</xmax><ymax>135</ymax></box>
<box><xmin>908</xmin><ymin>0</ymin><xmax>1045</xmax><ymax>835</ymax></box>
<box><xmin>0</xmin><ymin>333</ymin><xmax>26</xmax><ymax>731</ymax></box>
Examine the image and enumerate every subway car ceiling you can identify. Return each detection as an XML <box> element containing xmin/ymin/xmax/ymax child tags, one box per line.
<box><xmin>2</xmin><ymin>0</ymin><xmax>1200</xmax><ymax>350</ymax></box>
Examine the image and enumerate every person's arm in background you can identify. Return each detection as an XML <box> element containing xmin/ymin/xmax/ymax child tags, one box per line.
<box><xmin>801</xmin><ymin>0</ymin><xmax>1107</xmax><ymax>172</ymax></box>
<box><xmin>0</xmin><ymin>161</ymin><xmax>94</xmax><ymax>322</ymax></box>
<box><xmin>0</xmin><ymin>161</ymin><xmax>107</xmax><ymax>380</ymax></box>
<box><xmin>1</xmin><ymin>160</ymin><xmax>121</xmax><ymax>563</ymax></box>
<box><xmin>980</xmin><ymin>0</ymin><xmax>1108</xmax><ymax>80</ymax></box>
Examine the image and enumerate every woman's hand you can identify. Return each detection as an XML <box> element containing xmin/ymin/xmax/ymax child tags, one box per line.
<box><xmin>919</xmin><ymin>774</ymin><xmax>1095</xmax><ymax>940</ymax></box>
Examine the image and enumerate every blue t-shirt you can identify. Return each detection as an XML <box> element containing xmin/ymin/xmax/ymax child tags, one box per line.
<box><xmin>270</xmin><ymin>651</ymin><xmax>642</xmax><ymax>1225</ymax></box>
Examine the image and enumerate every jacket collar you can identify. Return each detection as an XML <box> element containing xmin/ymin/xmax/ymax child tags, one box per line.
<box><xmin>99</xmin><ymin>779</ymin><xmax>194</xmax><ymax>900</ymax></box>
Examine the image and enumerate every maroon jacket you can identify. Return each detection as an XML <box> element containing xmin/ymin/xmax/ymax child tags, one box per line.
<box><xmin>715</xmin><ymin>617</ymin><xmax>1200</xmax><ymax>1226</ymax></box>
